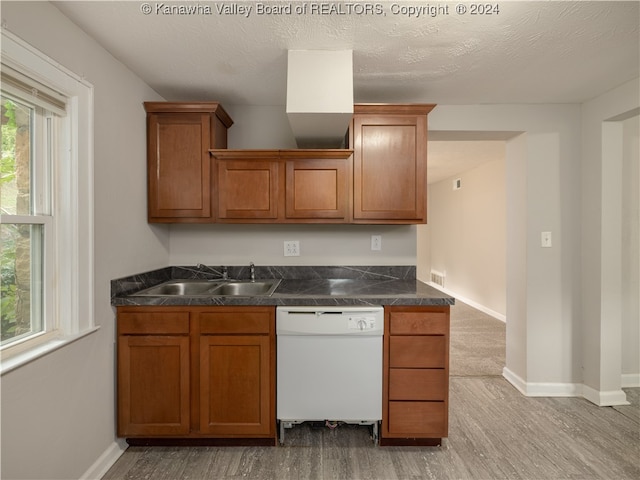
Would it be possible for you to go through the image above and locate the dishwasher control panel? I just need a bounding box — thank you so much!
[347,315,377,331]
[276,306,384,335]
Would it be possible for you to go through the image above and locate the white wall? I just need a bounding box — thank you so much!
[621,115,639,384]
[429,105,583,391]
[581,79,640,404]
[0,3,169,479]
[169,224,416,266]
[426,153,506,318]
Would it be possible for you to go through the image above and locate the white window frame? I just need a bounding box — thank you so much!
[1,29,97,374]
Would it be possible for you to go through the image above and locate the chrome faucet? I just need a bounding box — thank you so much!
[249,262,255,282]
[221,266,228,280]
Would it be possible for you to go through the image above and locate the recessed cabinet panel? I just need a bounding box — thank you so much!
[389,336,447,368]
[285,158,349,220]
[199,336,271,435]
[118,312,189,335]
[389,311,449,335]
[149,114,210,218]
[217,160,279,219]
[388,401,446,436]
[360,124,417,212]
[199,310,272,334]
[118,335,190,436]
[389,368,447,400]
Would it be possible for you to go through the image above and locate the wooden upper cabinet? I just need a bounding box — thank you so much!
[211,149,352,223]
[145,102,233,223]
[283,150,351,221]
[349,104,435,223]
[214,151,280,221]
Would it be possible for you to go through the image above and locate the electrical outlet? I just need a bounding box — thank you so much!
[371,235,382,251]
[284,240,300,257]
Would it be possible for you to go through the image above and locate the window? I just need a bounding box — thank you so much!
[0,30,96,372]
[1,94,53,348]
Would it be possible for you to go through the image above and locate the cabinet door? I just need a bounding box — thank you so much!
[217,159,279,219]
[352,114,427,222]
[285,158,349,221]
[147,113,211,220]
[199,335,272,435]
[118,335,190,436]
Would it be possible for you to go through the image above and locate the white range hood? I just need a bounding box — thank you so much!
[286,50,353,148]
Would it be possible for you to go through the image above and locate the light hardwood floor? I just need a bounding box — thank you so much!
[103,303,640,480]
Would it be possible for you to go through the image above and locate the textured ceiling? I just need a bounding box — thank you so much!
[51,1,639,183]
[53,1,639,106]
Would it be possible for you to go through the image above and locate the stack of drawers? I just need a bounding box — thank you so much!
[382,306,450,445]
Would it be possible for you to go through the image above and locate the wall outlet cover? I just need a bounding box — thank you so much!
[284,240,300,256]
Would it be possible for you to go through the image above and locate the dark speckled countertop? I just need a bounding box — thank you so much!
[111,265,454,307]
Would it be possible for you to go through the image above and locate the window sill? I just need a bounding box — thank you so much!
[0,326,101,376]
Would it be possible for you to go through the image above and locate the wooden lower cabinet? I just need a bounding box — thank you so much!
[382,306,450,445]
[117,306,276,443]
[118,334,191,436]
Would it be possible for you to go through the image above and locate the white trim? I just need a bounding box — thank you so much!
[621,373,640,388]
[502,367,528,395]
[79,439,128,480]
[1,27,95,372]
[428,282,506,322]
[582,384,630,407]
[0,326,99,375]
[503,367,631,406]
[503,367,581,397]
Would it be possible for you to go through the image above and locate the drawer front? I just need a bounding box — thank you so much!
[199,310,272,334]
[119,312,190,335]
[389,336,446,368]
[389,310,448,335]
[389,369,447,401]
[388,401,447,436]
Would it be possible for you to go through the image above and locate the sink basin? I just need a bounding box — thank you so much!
[210,280,281,297]
[131,279,281,297]
[133,280,222,296]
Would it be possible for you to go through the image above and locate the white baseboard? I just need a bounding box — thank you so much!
[503,367,632,406]
[621,373,640,388]
[80,439,127,480]
[583,384,631,406]
[427,283,506,322]
[502,367,581,397]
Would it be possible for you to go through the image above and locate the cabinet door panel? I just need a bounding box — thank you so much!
[118,335,190,436]
[118,312,189,335]
[217,160,278,219]
[388,401,446,436]
[285,159,349,220]
[199,336,272,435]
[352,115,426,221]
[199,310,272,335]
[389,310,448,335]
[389,368,447,400]
[148,113,211,219]
[389,336,446,368]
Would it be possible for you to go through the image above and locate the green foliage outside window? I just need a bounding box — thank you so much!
[1,99,22,342]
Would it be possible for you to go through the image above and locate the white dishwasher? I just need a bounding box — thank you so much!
[276,305,384,445]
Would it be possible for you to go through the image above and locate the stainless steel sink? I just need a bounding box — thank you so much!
[132,280,222,296]
[210,280,281,297]
[131,279,280,297]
